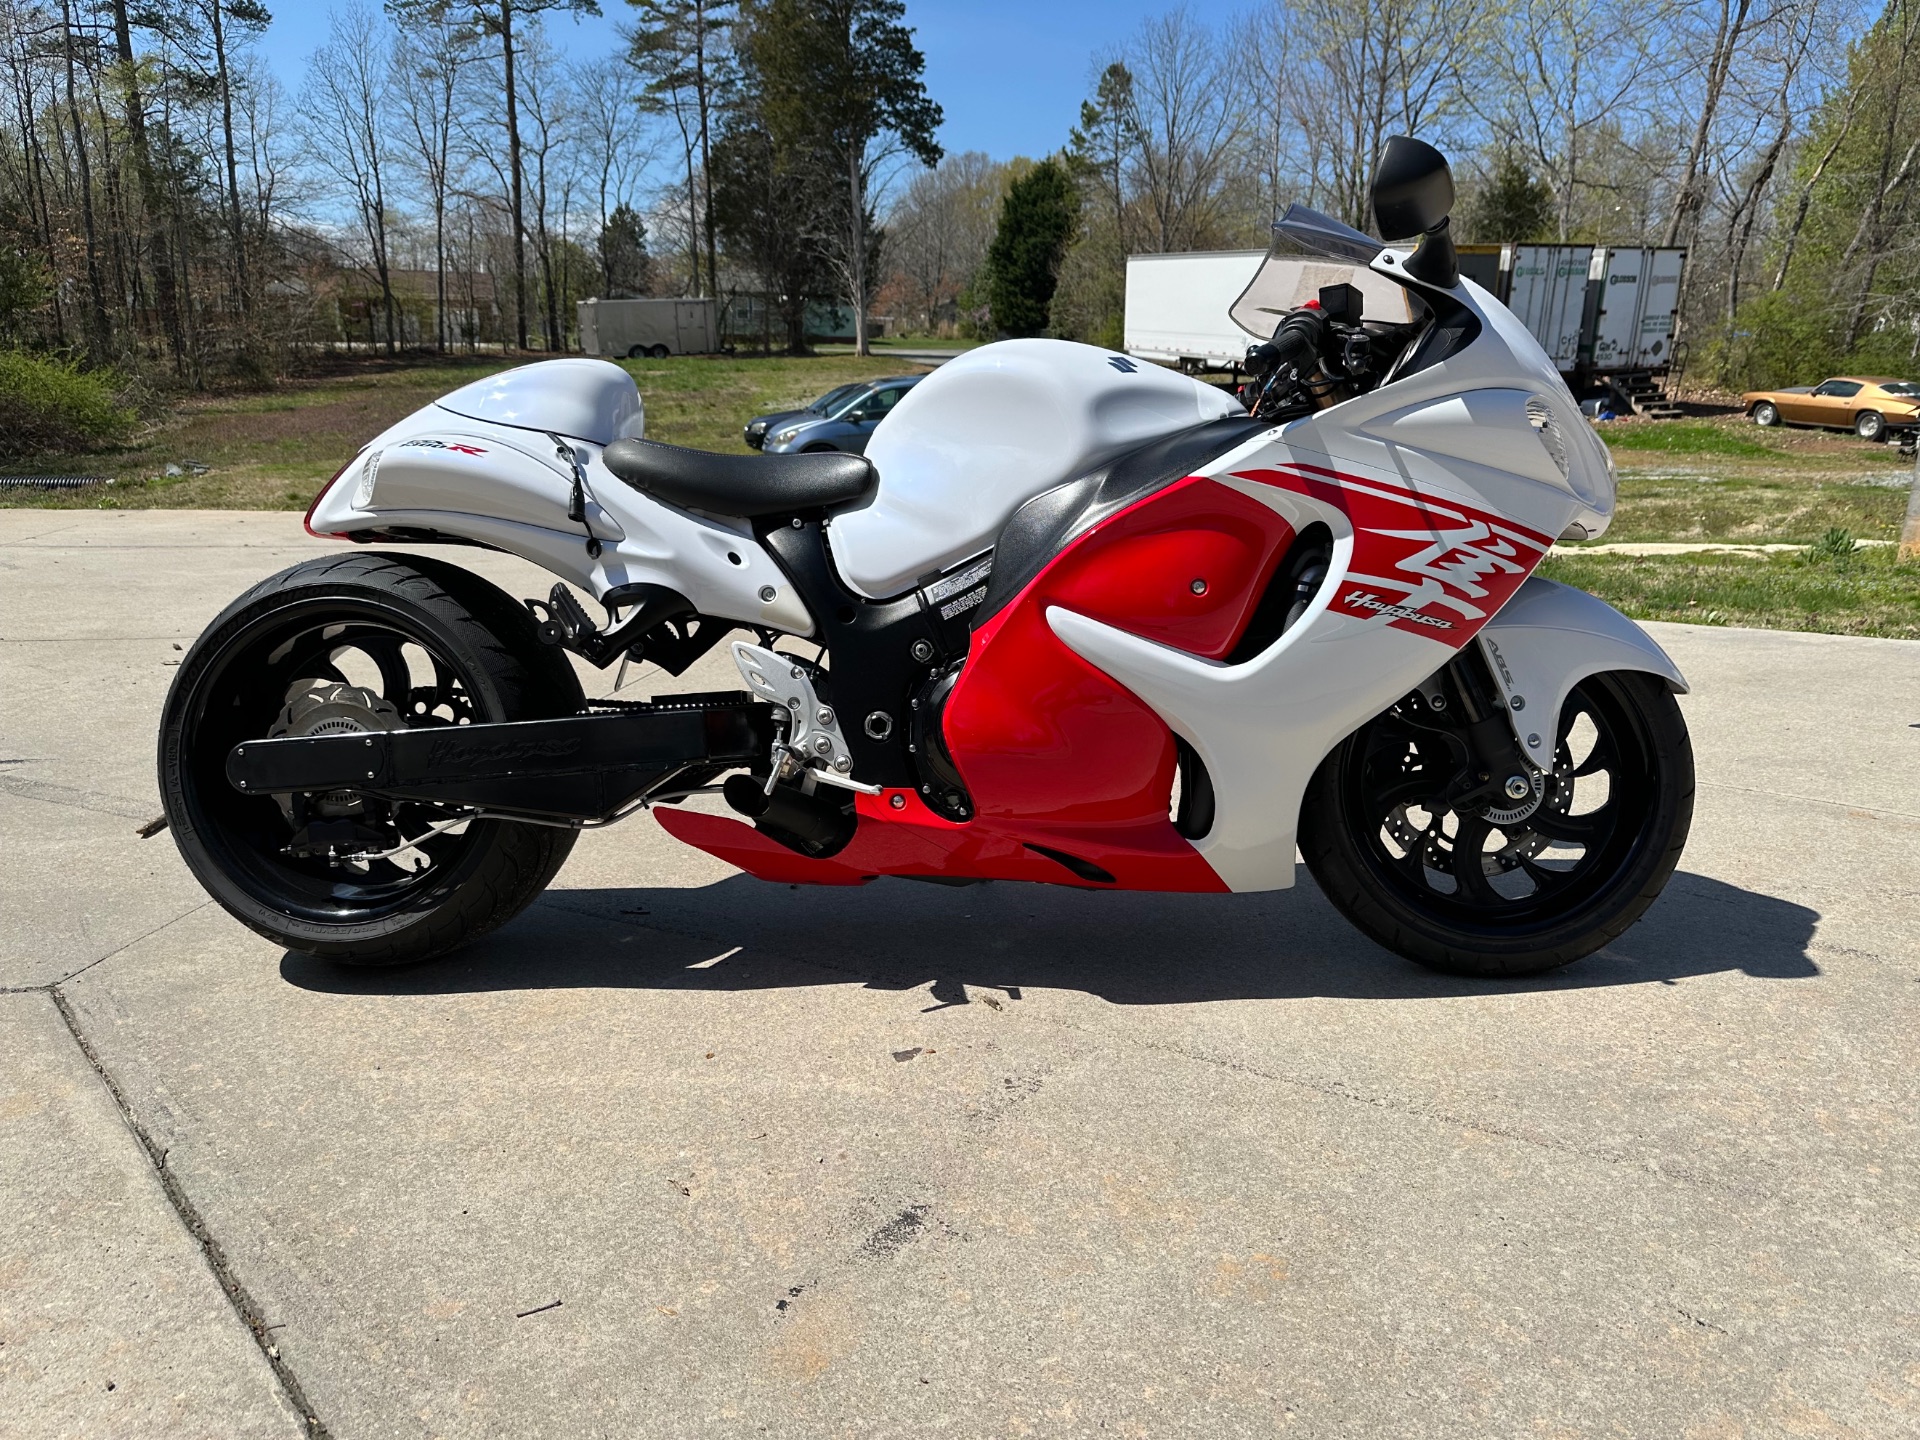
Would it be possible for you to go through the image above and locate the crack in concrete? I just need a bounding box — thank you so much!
[48,987,334,1439]
[53,901,214,987]
[0,772,159,820]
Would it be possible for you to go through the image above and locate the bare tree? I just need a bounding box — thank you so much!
[573,54,656,262]
[392,3,474,351]
[883,150,1000,332]
[1125,6,1250,251]
[299,4,401,352]
[625,0,730,298]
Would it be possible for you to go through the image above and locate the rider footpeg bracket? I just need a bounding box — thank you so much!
[730,641,875,792]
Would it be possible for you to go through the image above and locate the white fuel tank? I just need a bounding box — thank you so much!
[830,339,1242,598]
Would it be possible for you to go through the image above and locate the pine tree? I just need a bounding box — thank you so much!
[1470,151,1554,243]
[984,158,1076,337]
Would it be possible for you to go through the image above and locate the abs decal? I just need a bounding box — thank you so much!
[1233,461,1553,648]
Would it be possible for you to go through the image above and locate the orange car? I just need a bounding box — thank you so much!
[1742,376,1920,440]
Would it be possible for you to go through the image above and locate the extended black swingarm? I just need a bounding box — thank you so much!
[224,693,777,824]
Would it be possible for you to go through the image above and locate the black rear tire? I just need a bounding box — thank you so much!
[1300,670,1693,978]
[159,552,584,967]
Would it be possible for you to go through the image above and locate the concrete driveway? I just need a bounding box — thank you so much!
[3,510,1916,1438]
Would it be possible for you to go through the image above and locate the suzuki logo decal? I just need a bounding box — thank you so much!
[1107,355,1138,373]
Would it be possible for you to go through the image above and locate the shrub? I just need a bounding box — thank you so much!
[0,349,135,458]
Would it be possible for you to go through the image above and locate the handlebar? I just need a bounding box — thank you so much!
[1247,305,1328,380]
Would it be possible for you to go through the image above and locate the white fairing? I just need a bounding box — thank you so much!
[437,358,646,444]
[1047,251,1667,892]
[834,338,1241,598]
[307,358,815,636]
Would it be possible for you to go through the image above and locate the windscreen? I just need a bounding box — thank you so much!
[1229,202,1415,339]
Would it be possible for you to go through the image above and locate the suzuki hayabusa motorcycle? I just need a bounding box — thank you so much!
[158,138,1693,978]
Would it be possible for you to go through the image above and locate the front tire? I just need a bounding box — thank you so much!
[1751,401,1780,426]
[1300,671,1693,977]
[159,553,584,967]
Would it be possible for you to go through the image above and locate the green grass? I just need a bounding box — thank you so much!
[1600,421,1783,459]
[0,351,923,509]
[1581,472,1909,545]
[1539,545,1920,640]
[7,352,1920,644]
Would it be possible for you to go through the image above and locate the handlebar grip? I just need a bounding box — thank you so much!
[1246,306,1329,383]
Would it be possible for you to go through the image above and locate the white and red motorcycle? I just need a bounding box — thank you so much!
[159,139,1692,977]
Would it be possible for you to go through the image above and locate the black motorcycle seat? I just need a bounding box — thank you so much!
[602,438,876,519]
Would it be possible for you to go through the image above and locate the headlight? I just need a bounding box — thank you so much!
[772,427,801,444]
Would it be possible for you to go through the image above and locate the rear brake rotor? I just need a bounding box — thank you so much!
[268,682,404,818]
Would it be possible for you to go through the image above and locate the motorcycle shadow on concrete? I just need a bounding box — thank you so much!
[281,868,1819,1005]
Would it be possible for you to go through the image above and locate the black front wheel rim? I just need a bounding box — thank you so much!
[1338,674,1661,938]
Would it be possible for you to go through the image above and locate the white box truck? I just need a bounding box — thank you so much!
[1588,247,1685,371]
[1125,250,1267,369]
[1126,249,1413,369]
[577,297,721,358]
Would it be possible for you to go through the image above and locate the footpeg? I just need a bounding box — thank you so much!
[533,582,596,650]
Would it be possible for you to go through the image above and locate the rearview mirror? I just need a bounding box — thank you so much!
[1371,136,1454,240]
[1371,136,1459,289]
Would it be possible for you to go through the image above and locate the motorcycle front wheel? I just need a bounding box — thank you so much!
[159,552,583,967]
[1299,670,1694,978]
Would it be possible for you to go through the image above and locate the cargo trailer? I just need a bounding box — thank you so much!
[577,297,721,358]
[1587,247,1685,371]
[1506,245,1595,371]
[1125,250,1268,369]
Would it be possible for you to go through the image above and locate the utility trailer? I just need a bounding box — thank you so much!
[1124,241,1687,415]
[578,297,721,359]
[1505,245,1597,372]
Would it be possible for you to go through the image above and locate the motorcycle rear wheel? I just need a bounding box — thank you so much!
[1300,670,1693,978]
[159,552,583,967]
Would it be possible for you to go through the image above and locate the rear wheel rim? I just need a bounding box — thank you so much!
[175,598,498,926]
[1335,675,1661,940]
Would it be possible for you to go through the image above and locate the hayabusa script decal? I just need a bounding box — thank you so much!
[1233,461,1553,647]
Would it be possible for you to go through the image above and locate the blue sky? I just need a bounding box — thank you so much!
[252,0,1181,166]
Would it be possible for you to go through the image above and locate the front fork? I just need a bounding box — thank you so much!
[1425,643,1546,818]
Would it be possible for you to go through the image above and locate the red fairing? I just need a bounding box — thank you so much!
[1233,462,1553,649]
[303,457,358,540]
[657,473,1297,893]
[935,474,1295,885]
[653,788,1217,891]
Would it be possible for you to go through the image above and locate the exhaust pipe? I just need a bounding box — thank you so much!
[723,774,856,856]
